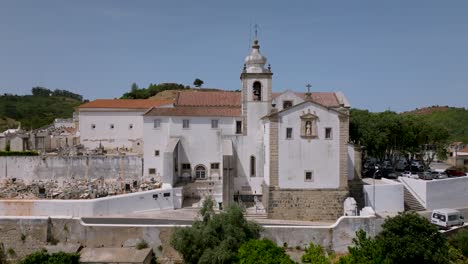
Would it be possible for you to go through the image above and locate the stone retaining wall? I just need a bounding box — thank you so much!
[0,156,143,183]
[263,186,349,221]
[0,215,382,263]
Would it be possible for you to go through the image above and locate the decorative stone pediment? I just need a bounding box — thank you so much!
[300,109,319,140]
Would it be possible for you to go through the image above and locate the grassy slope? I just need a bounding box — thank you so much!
[0,95,81,131]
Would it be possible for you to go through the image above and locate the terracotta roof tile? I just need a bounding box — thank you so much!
[176,91,241,107]
[145,106,241,117]
[459,146,468,153]
[78,99,173,109]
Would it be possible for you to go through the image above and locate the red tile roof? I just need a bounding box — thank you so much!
[459,146,468,153]
[145,106,241,117]
[78,99,174,109]
[175,91,241,107]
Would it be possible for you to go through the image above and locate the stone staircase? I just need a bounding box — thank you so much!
[403,188,425,211]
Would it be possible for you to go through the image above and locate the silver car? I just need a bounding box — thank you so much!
[431,171,448,179]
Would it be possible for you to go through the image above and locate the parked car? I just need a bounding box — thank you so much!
[382,168,398,179]
[401,171,419,179]
[431,171,448,179]
[431,209,464,229]
[418,171,433,180]
[445,169,467,177]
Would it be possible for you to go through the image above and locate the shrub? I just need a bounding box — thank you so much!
[170,196,262,264]
[18,250,80,264]
[237,239,296,264]
[0,151,39,156]
[136,240,149,250]
[338,212,450,264]
[301,243,330,264]
[450,229,468,257]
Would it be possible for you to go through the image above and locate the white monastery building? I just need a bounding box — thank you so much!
[78,39,353,220]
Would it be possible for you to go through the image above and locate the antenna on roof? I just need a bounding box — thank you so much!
[248,21,252,51]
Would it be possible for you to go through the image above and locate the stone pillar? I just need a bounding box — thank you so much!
[354,145,362,179]
[338,110,349,189]
[269,115,279,187]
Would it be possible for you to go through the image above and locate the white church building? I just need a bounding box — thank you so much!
[78,39,354,221]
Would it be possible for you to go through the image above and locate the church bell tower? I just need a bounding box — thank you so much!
[240,38,273,135]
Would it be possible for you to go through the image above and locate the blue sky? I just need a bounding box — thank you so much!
[1,0,467,112]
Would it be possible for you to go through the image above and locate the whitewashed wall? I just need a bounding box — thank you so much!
[273,91,304,111]
[399,176,468,209]
[79,110,146,150]
[277,102,341,189]
[143,116,237,181]
[363,179,404,214]
[0,186,182,217]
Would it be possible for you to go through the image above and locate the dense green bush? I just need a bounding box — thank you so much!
[237,239,296,264]
[170,197,262,264]
[18,250,79,264]
[0,151,39,156]
[301,243,331,264]
[450,229,468,257]
[338,212,450,264]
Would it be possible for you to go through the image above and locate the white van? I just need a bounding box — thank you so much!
[431,209,464,229]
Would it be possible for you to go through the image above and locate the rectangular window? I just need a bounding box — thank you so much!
[110,124,114,129]
[211,119,219,129]
[182,163,191,170]
[153,119,161,129]
[236,121,242,134]
[283,100,293,109]
[286,127,293,139]
[211,163,220,170]
[325,127,332,139]
[155,150,160,156]
[91,124,96,129]
[305,171,313,182]
[183,119,190,129]
[163,193,171,197]
[149,168,156,175]
[129,124,133,129]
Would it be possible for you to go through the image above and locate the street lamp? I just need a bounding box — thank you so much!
[372,166,380,237]
[373,167,380,214]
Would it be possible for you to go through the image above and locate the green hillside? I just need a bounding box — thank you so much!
[405,106,468,143]
[0,92,82,131]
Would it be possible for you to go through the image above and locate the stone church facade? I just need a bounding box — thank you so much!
[142,39,352,221]
[78,38,353,221]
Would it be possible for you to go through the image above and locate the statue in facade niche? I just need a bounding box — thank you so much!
[305,121,312,136]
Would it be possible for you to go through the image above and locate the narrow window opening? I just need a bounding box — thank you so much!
[153,119,161,129]
[211,119,219,129]
[250,156,256,177]
[325,128,332,139]
[286,128,293,139]
[236,121,242,134]
[183,119,190,129]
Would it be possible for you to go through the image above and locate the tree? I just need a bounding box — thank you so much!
[338,212,450,264]
[193,78,204,88]
[301,243,331,264]
[170,197,262,264]
[237,239,296,264]
[350,109,449,169]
